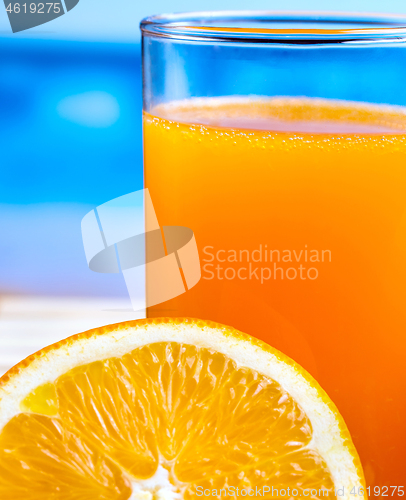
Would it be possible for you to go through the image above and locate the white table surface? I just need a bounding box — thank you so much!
[0,295,145,377]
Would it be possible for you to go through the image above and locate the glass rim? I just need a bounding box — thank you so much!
[140,11,406,45]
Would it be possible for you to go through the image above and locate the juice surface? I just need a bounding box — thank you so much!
[144,97,406,490]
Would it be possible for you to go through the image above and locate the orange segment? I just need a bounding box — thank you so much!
[20,382,59,417]
[0,319,365,499]
[0,413,132,500]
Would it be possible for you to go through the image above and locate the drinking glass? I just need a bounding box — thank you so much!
[141,12,406,490]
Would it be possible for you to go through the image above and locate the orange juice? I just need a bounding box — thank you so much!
[144,98,406,490]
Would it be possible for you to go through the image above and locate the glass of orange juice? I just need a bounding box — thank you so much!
[141,12,406,494]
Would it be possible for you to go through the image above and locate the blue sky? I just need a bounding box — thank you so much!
[1,0,406,42]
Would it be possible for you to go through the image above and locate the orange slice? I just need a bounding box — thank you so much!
[0,318,365,499]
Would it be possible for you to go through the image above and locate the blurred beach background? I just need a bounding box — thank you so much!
[1,0,406,374]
